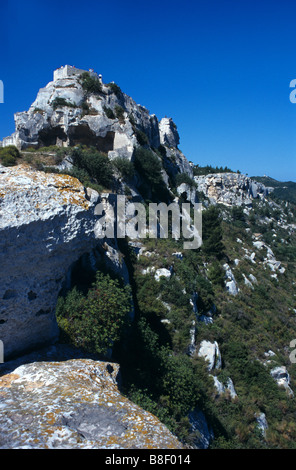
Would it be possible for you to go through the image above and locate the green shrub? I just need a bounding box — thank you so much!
[108,82,122,97]
[103,106,115,119]
[135,129,149,146]
[193,164,235,176]
[133,147,171,201]
[207,260,225,287]
[115,105,125,123]
[0,153,16,166]
[80,72,102,94]
[51,97,77,110]
[71,147,114,188]
[113,157,135,180]
[175,172,197,189]
[56,272,131,356]
[202,206,224,259]
[133,147,163,187]
[0,145,20,166]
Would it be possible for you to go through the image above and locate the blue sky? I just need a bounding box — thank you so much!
[1,0,296,181]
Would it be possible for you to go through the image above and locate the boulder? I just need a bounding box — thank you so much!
[223,264,239,296]
[270,366,294,396]
[255,412,268,437]
[0,351,183,449]
[198,340,222,371]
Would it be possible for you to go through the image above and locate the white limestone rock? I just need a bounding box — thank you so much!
[211,376,237,399]
[242,273,254,289]
[194,173,270,207]
[159,117,179,148]
[0,353,183,449]
[198,340,222,371]
[1,67,160,158]
[188,409,214,449]
[255,412,268,437]
[223,263,239,296]
[176,182,197,205]
[270,366,294,396]
[154,268,172,282]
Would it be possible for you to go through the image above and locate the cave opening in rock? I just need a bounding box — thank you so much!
[38,127,68,147]
[68,125,115,153]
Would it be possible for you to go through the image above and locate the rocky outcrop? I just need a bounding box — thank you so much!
[188,409,214,449]
[0,348,183,449]
[194,173,270,206]
[159,118,179,148]
[223,263,239,296]
[198,340,222,371]
[270,366,294,396]
[0,165,128,359]
[1,69,159,160]
[0,67,187,171]
[211,376,237,399]
[255,412,268,437]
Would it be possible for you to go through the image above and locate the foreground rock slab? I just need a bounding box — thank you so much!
[0,356,183,449]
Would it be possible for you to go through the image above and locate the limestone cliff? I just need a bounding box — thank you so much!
[0,165,128,358]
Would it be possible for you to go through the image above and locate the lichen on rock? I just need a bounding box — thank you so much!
[0,350,183,449]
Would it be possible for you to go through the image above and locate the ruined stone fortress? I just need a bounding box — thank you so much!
[53,64,102,83]
[0,65,103,148]
[0,65,179,159]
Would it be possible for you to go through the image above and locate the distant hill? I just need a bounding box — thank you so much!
[252,176,296,204]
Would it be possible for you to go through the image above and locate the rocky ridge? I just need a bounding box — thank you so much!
[194,172,272,206]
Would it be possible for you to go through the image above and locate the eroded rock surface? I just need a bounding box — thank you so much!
[0,352,183,449]
[194,173,271,206]
[0,165,128,358]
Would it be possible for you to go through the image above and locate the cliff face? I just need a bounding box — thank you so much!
[0,165,129,358]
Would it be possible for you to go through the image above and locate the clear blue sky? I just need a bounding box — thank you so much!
[1,0,296,181]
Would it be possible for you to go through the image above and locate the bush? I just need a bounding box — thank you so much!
[80,72,102,95]
[113,157,135,180]
[0,145,20,166]
[108,82,122,97]
[133,147,163,187]
[56,272,131,356]
[133,147,171,201]
[135,129,149,146]
[103,106,115,119]
[51,97,77,110]
[71,147,114,188]
[207,260,225,287]
[193,164,235,176]
[202,206,224,259]
[175,172,197,189]
[115,105,125,123]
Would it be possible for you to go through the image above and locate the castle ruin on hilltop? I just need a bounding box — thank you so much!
[53,65,102,82]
